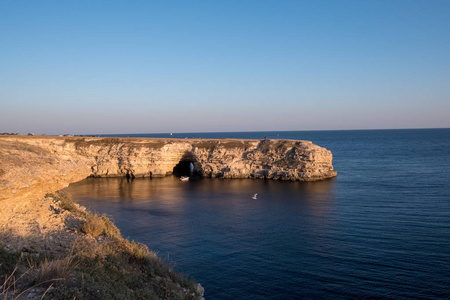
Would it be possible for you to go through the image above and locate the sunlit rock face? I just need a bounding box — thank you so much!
[190,139,336,181]
[0,137,92,204]
[0,136,337,204]
[66,137,336,181]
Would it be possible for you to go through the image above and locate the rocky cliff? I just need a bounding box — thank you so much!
[0,136,336,203]
[0,135,334,298]
[73,137,336,181]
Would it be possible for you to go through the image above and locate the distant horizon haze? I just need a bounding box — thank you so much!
[3,127,449,137]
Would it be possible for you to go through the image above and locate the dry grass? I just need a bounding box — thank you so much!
[1,191,201,299]
[0,251,58,300]
[66,137,172,151]
[1,261,20,298]
[192,140,219,149]
[47,191,86,216]
[68,137,122,148]
[48,237,200,299]
[35,256,74,285]
[81,214,122,240]
[1,229,199,300]
[46,191,121,240]
[258,139,289,153]
[193,139,255,151]
[0,140,49,155]
[220,140,254,150]
[0,140,54,169]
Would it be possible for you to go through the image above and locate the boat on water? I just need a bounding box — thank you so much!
[180,176,189,181]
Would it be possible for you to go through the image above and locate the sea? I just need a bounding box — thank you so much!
[64,128,450,299]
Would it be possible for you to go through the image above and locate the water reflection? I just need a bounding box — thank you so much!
[66,177,335,213]
[65,177,337,249]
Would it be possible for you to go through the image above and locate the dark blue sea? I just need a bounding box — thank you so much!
[65,129,450,299]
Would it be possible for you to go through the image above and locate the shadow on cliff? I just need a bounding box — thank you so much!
[173,151,202,178]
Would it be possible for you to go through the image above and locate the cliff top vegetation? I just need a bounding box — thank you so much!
[0,191,202,300]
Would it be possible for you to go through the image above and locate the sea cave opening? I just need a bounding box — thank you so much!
[172,152,202,178]
[173,161,194,177]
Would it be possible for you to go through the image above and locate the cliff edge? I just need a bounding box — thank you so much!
[0,135,334,299]
[0,135,336,246]
[0,135,336,236]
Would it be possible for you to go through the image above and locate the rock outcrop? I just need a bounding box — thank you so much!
[190,139,336,181]
[0,136,336,203]
[72,137,336,181]
[0,135,335,298]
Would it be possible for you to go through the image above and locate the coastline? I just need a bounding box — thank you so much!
[0,135,336,298]
[0,190,204,299]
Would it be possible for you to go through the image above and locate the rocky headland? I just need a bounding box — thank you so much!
[0,135,336,299]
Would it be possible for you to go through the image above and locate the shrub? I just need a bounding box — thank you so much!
[81,214,122,240]
[101,216,122,240]
[80,214,106,238]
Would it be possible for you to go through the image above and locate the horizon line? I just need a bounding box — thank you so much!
[95,127,450,136]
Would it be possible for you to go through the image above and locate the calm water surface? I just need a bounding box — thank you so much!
[65,129,450,299]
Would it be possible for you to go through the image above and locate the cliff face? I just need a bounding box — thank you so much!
[190,139,336,181]
[70,137,337,181]
[0,136,333,299]
[0,136,336,204]
[0,138,91,204]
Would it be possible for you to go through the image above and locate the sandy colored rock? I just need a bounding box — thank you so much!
[0,135,336,254]
[0,192,86,255]
[0,136,336,202]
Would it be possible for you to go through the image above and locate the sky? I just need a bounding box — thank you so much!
[1,0,449,135]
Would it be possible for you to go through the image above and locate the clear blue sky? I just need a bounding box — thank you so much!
[1,0,449,134]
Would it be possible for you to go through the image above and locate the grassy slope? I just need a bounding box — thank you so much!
[0,192,201,300]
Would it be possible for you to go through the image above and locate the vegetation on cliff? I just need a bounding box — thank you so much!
[0,192,202,300]
[192,139,255,150]
[65,137,173,151]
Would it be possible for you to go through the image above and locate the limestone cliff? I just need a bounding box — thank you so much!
[1,136,334,299]
[0,136,336,204]
[70,137,336,181]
